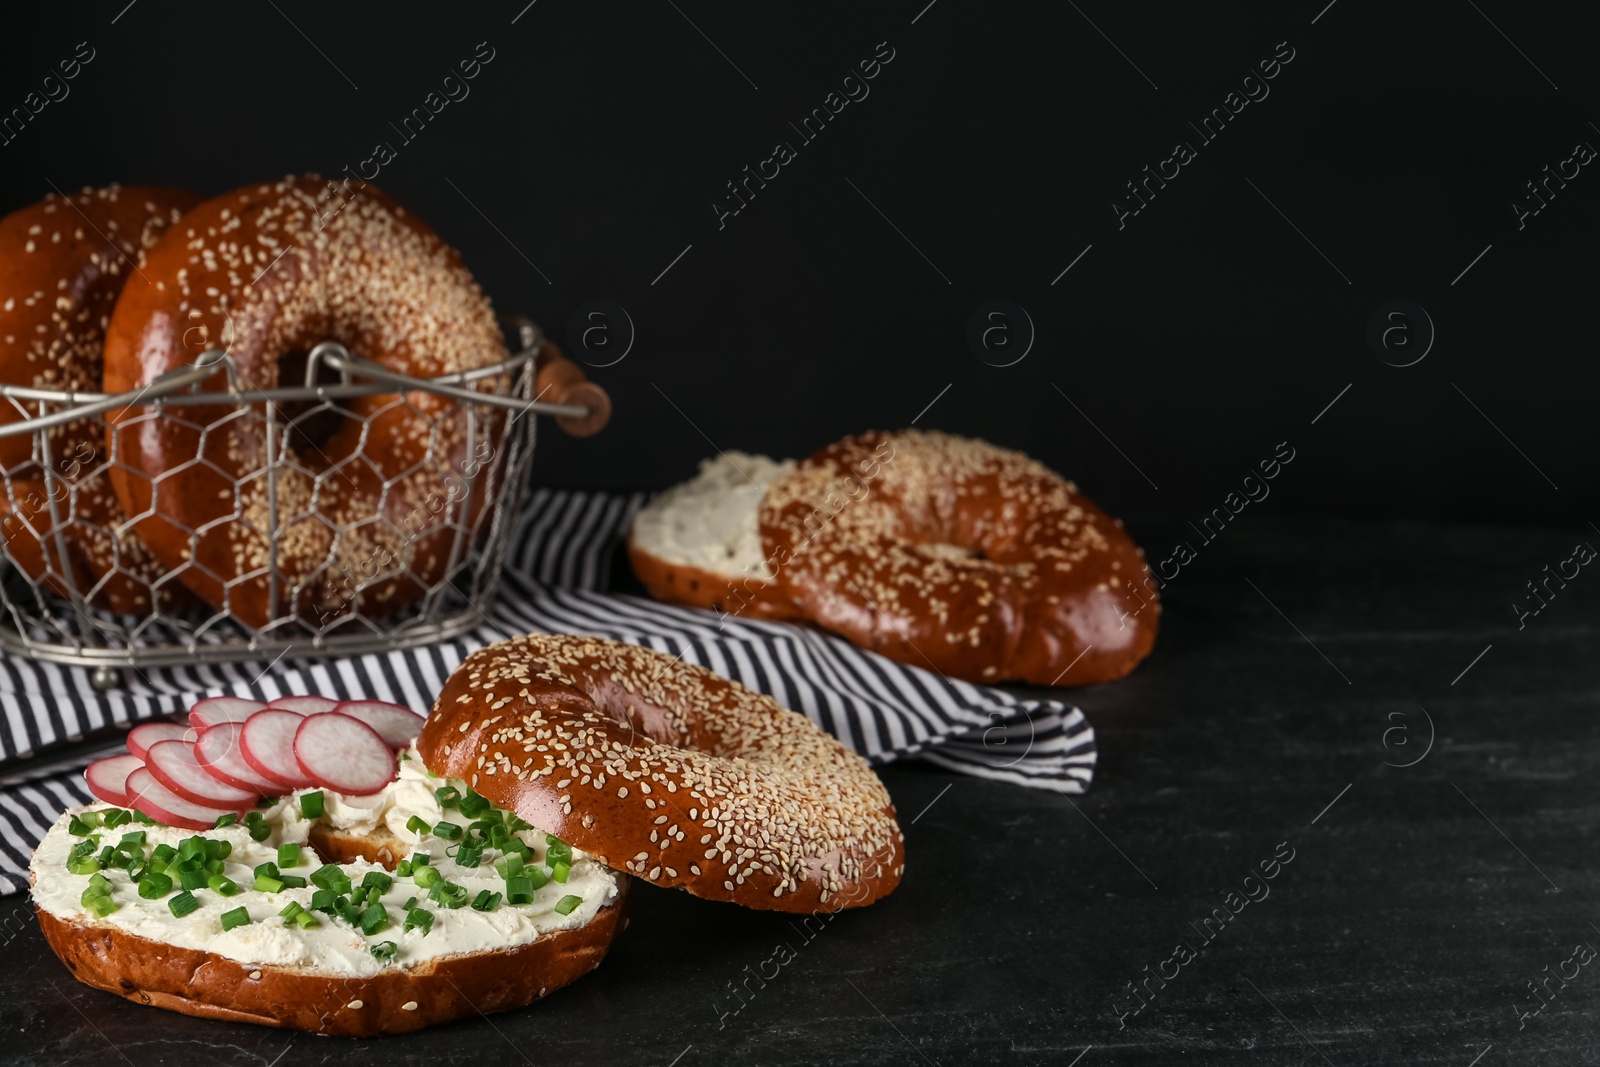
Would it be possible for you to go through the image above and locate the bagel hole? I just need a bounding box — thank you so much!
[274,348,346,456]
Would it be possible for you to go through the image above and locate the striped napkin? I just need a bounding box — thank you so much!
[0,489,1097,893]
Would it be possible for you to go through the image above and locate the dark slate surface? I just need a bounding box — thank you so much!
[2,515,1595,1066]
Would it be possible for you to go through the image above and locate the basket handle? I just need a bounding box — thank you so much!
[535,342,611,437]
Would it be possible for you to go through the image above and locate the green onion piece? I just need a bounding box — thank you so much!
[299,791,324,819]
[431,821,463,841]
[279,901,304,921]
[277,842,301,868]
[67,857,101,876]
[254,861,280,879]
[79,810,104,829]
[471,890,502,912]
[370,940,398,961]
[151,843,177,864]
[203,857,224,875]
[278,875,308,889]
[69,838,97,860]
[402,896,417,912]
[220,906,250,931]
[429,882,469,909]
[118,830,147,848]
[205,839,232,861]
[551,860,571,884]
[334,896,360,925]
[247,819,271,842]
[545,838,572,867]
[87,872,112,894]
[178,836,206,859]
[403,907,434,934]
[168,891,200,918]
[311,889,336,912]
[553,894,583,916]
[358,903,390,935]
[494,854,525,879]
[525,866,550,891]
[213,812,238,828]
[412,864,442,889]
[410,852,431,867]
[433,785,461,807]
[455,844,483,870]
[102,809,132,829]
[126,863,148,882]
[83,894,117,918]
[310,864,351,894]
[395,860,413,878]
[138,872,174,899]
[95,846,114,868]
[360,871,393,893]
[507,814,531,833]
[254,874,284,893]
[505,875,534,905]
[505,838,533,863]
[178,867,208,891]
[457,790,490,818]
[406,815,431,836]
[133,811,155,826]
[207,874,240,896]
[68,815,92,836]
[293,909,318,929]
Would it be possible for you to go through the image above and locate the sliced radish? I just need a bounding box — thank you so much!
[194,722,282,796]
[241,709,318,789]
[127,722,196,761]
[268,695,339,715]
[85,754,143,807]
[145,739,259,809]
[334,700,424,748]
[189,696,266,731]
[294,713,398,795]
[127,767,244,831]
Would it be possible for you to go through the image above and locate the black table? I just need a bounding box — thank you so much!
[4,516,1594,1065]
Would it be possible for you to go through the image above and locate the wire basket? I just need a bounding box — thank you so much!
[0,317,609,689]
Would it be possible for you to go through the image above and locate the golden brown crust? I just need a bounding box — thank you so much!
[102,175,509,629]
[626,534,800,622]
[421,634,904,914]
[0,185,199,613]
[760,430,1159,686]
[34,878,628,1037]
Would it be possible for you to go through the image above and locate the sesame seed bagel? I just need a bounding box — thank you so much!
[0,185,198,613]
[102,176,509,630]
[759,430,1159,686]
[421,633,905,913]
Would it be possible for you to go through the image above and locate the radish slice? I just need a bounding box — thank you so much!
[145,739,258,809]
[127,722,196,761]
[85,754,143,807]
[268,695,339,715]
[334,700,424,748]
[194,722,282,796]
[189,696,266,731]
[293,713,398,795]
[241,710,318,789]
[127,767,243,831]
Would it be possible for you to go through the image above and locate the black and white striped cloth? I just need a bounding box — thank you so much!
[0,489,1097,893]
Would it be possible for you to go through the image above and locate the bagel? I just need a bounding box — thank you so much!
[421,633,905,912]
[102,176,509,630]
[628,450,801,621]
[759,430,1159,685]
[32,745,628,1036]
[0,185,198,613]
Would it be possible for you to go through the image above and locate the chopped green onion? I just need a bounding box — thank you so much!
[431,821,463,841]
[126,863,148,882]
[506,814,531,833]
[310,864,351,894]
[277,842,301,868]
[360,871,393,893]
[178,837,206,860]
[67,857,101,876]
[524,866,550,891]
[358,903,390,935]
[213,812,238,828]
[69,839,97,860]
[220,906,250,931]
[178,867,208,891]
[138,872,174,899]
[410,851,431,867]
[247,819,271,842]
[278,875,308,889]
[293,909,318,929]
[370,940,398,961]
[455,844,483,870]
[412,864,442,889]
[254,861,280,880]
[334,896,360,925]
[403,906,433,934]
[279,901,304,921]
[395,860,413,878]
[203,857,224,875]
[545,836,572,866]
[207,874,240,896]
[205,839,232,861]
[299,791,324,818]
[429,882,469,909]
[457,790,490,818]
[311,889,336,912]
[151,843,177,864]
[133,811,155,826]
[168,891,200,918]
[78,810,104,829]
[494,854,525,879]
[471,890,502,912]
[551,860,571,884]
[553,894,582,916]
[83,894,117,918]
[505,875,534,905]
[254,874,284,893]
[433,786,461,807]
[68,815,92,836]
[87,872,112,894]
[402,896,417,912]
[102,809,132,829]
[406,815,431,836]
[118,830,147,848]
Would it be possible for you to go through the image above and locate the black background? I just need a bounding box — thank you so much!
[2,0,1592,528]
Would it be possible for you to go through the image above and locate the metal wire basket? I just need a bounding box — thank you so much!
[0,317,608,689]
